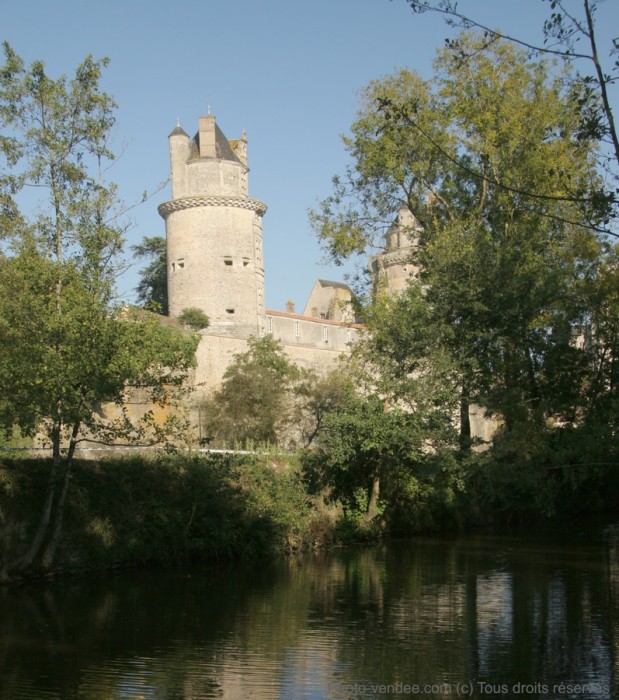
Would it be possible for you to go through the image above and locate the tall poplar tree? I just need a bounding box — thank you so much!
[0,44,198,573]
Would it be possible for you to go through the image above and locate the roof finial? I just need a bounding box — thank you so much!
[207,103,211,116]
[176,117,181,128]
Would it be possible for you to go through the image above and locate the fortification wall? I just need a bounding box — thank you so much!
[193,315,362,399]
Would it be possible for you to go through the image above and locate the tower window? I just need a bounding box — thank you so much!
[226,308,235,314]
[224,257,233,266]
[242,258,250,267]
[177,258,185,269]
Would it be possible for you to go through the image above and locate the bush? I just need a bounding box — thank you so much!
[0,453,335,579]
[178,307,210,330]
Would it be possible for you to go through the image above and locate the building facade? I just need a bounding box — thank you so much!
[157,114,363,394]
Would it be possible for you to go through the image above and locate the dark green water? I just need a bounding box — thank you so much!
[1,532,618,699]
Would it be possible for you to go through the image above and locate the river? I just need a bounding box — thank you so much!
[0,530,617,699]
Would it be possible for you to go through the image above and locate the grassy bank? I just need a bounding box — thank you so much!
[3,442,618,582]
[0,453,336,580]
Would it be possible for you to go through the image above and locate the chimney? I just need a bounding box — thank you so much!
[285,300,296,314]
[198,115,217,158]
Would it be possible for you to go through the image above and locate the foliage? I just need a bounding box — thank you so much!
[401,0,619,229]
[305,28,619,526]
[293,365,357,446]
[0,454,331,579]
[302,290,462,526]
[132,235,168,314]
[301,382,464,534]
[199,335,301,448]
[0,45,198,572]
[313,33,605,436]
[178,306,210,330]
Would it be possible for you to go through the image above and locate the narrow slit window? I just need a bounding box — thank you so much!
[323,325,329,343]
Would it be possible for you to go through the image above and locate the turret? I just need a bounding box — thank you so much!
[158,115,267,336]
[369,206,422,295]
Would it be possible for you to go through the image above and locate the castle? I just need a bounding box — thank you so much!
[156,113,386,394]
[81,112,493,454]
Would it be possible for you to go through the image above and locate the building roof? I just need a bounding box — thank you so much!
[169,124,189,138]
[188,122,241,163]
[316,279,352,291]
[266,309,363,328]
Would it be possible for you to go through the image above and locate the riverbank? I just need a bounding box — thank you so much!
[2,447,618,583]
[0,453,336,582]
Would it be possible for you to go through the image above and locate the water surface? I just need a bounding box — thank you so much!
[1,532,617,698]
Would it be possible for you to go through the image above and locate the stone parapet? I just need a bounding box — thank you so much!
[158,196,267,220]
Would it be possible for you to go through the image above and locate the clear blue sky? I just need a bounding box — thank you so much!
[3,0,618,312]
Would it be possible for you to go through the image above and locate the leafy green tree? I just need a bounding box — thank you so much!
[199,336,300,447]
[294,366,357,447]
[0,45,198,573]
[301,285,460,526]
[132,235,168,314]
[401,0,618,228]
[312,33,603,440]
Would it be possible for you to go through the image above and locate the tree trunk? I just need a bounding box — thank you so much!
[365,469,381,523]
[11,421,62,572]
[459,383,472,452]
[41,420,80,569]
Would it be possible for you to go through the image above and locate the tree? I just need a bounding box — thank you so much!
[0,45,198,574]
[199,336,301,447]
[132,235,168,314]
[399,0,619,228]
[294,366,357,447]
[312,33,603,440]
[300,283,460,527]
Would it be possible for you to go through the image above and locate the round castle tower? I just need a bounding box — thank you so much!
[370,206,422,295]
[158,114,267,336]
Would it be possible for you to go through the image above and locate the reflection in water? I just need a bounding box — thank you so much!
[0,533,617,699]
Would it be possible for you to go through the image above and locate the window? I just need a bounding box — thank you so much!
[242,258,250,267]
[322,325,329,343]
[267,317,273,333]
[226,308,235,315]
[177,258,185,269]
[294,320,300,338]
[224,257,233,266]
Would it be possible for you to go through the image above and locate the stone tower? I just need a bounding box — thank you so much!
[158,114,267,336]
[370,206,422,295]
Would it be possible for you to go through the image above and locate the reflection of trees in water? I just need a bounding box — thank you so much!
[0,537,616,698]
[606,530,619,697]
